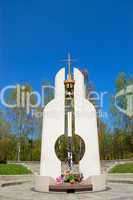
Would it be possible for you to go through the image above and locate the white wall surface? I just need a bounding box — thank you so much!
[74,68,101,178]
[40,68,65,178]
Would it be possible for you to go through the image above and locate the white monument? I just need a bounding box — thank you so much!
[35,55,106,192]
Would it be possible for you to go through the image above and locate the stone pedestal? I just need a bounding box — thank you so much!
[91,174,106,192]
[34,174,106,193]
[34,175,55,192]
[82,174,106,192]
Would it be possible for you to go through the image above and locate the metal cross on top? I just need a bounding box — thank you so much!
[61,53,76,76]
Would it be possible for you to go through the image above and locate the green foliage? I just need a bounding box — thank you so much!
[115,72,126,92]
[0,111,11,139]
[32,139,41,161]
[0,164,32,175]
[0,107,41,161]
[0,138,12,163]
[3,84,43,161]
[109,163,133,173]
[64,174,75,182]
[107,72,133,160]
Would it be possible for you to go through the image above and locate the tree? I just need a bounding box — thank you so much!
[5,84,38,161]
[110,72,133,159]
[0,111,17,162]
[0,110,11,139]
[82,69,109,160]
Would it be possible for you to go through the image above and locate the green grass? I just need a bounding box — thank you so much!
[109,163,133,173]
[0,164,32,175]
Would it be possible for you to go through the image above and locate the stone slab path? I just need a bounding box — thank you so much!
[0,181,133,200]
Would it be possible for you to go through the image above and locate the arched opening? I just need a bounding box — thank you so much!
[55,134,85,164]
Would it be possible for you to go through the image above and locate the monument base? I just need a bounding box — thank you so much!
[49,183,93,192]
[34,174,106,193]
[85,174,106,192]
[34,175,55,192]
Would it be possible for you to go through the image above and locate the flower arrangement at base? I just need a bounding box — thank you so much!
[56,171,84,185]
[63,170,84,184]
[56,176,64,185]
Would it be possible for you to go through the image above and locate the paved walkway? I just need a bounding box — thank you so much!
[2,161,132,199]
[0,181,133,200]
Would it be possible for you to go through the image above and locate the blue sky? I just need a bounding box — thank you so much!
[0,0,133,123]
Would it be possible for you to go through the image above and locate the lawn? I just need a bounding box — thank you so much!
[0,164,32,175]
[109,163,133,173]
